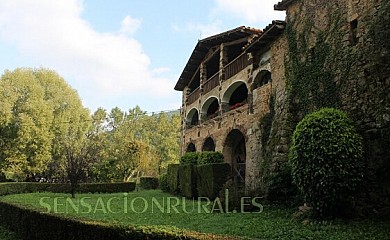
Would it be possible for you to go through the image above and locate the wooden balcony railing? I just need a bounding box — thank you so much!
[187,87,200,105]
[224,53,250,80]
[203,72,219,94]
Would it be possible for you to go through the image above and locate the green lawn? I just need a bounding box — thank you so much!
[0,226,20,240]
[0,190,389,239]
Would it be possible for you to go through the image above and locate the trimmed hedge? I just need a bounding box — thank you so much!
[289,108,364,218]
[180,152,199,165]
[140,177,159,189]
[159,174,169,192]
[178,164,197,198]
[0,201,237,240]
[0,182,136,196]
[196,163,230,199]
[167,164,180,194]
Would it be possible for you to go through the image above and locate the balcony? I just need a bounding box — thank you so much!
[203,72,219,94]
[187,86,200,105]
[224,53,250,80]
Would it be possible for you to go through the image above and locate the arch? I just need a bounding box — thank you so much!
[202,137,216,151]
[222,81,248,111]
[186,108,199,126]
[201,96,219,119]
[223,129,246,185]
[253,70,272,90]
[186,142,196,152]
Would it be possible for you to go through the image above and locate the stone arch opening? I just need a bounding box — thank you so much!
[222,81,248,111]
[201,97,219,120]
[223,129,246,185]
[186,108,199,127]
[186,142,196,152]
[253,70,272,90]
[202,137,216,151]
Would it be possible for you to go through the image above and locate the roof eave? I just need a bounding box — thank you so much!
[274,0,295,11]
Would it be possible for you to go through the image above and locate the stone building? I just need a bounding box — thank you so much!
[174,0,389,213]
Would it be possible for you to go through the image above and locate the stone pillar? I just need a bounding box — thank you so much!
[200,62,207,92]
[219,43,228,83]
[219,43,228,115]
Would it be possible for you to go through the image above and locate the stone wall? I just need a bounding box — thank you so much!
[278,0,390,213]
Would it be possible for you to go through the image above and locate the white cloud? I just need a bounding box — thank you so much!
[120,15,141,35]
[212,0,285,24]
[0,0,178,111]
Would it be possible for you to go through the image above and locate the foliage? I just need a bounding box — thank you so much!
[180,152,224,165]
[284,2,345,117]
[197,152,224,165]
[180,152,199,165]
[158,174,169,192]
[91,107,181,182]
[0,68,181,184]
[139,177,159,190]
[289,108,364,218]
[196,163,230,199]
[0,68,54,180]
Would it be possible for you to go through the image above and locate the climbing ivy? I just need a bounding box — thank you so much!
[284,2,346,116]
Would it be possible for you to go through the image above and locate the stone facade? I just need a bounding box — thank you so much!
[175,0,389,212]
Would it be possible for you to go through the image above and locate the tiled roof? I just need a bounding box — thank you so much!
[174,26,261,91]
[244,21,286,52]
[274,0,295,11]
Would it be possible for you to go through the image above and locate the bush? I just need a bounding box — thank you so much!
[289,108,364,218]
[140,177,159,189]
[178,164,197,198]
[180,152,199,165]
[167,164,180,194]
[198,152,224,165]
[159,174,169,192]
[196,163,230,199]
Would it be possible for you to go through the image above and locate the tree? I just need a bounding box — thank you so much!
[0,68,53,180]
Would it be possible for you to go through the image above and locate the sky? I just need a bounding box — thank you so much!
[0,0,285,113]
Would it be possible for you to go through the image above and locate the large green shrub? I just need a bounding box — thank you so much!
[289,108,364,218]
[198,152,224,165]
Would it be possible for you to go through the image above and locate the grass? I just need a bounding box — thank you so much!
[0,226,20,240]
[0,190,389,239]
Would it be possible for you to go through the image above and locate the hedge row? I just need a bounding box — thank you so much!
[167,164,180,194]
[139,177,159,189]
[0,201,238,240]
[165,163,231,199]
[0,182,136,196]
